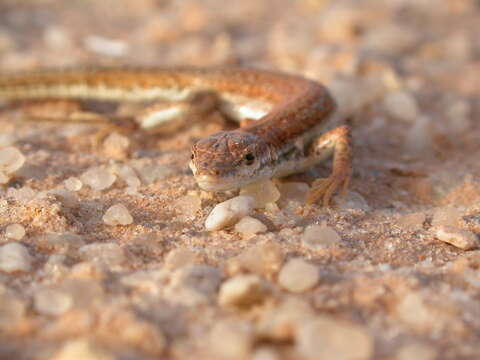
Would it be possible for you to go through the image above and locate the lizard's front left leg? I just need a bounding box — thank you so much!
[306,125,352,206]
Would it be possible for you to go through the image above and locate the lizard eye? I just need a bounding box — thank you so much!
[245,153,255,165]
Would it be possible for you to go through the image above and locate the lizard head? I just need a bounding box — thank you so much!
[189,130,274,191]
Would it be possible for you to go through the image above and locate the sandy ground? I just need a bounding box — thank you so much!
[0,0,480,359]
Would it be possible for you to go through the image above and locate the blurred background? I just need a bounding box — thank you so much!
[1,1,480,360]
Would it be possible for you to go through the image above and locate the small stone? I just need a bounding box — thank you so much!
[34,289,73,316]
[240,180,280,208]
[69,262,106,281]
[383,90,419,123]
[8,186,36,204]
[52,338,114,360]
[5,224,25,240]
[208,320,253,360]
[133,163,175,184]
[0,147,26,174]
[64,177,83,191]
[258,297,314,341]
[50,189,79,208]
[403,115,433,155]
[337,191,370,211]
[226,241,284,278]
[395,343,436,360]
[43,254,69,280]
[103,204,133,226]
[43,26,72,50]
[84,35,129,57]
[297,316,373,360]
[302,224,341,250]
[81,167,116,191]
[218,274,267,308]
[278,182,310,203]
[265,202,279,213]
[79,242,126,267]
[234,216,267,237]
[205,195,255,231]
[0,289,27,333]
[435,226,478,250]
[395,292,433,332]
[174,195,202,218]
[0,242,31,273]
[166,265,222,306]
[164,248,200,270]
[278,258,319,293]
[103,132,130,158]
[114,164,141,188]
[252,347,281,360]
[432,207,462,227]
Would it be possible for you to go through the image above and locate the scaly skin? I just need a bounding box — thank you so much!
[0,66,351,205]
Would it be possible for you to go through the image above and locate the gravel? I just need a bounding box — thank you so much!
[0,242,31,273]
[205,195,255,231]
[278,258,320,293]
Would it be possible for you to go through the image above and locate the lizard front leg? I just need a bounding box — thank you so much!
[306,125,352,206]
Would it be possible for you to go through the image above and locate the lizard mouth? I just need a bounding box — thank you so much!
[194,174,246,192]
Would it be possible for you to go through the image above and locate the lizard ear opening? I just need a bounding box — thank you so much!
[245,153,255,165]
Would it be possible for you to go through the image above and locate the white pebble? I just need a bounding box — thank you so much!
[403,115,433,155]
[64,177,83,191]
[115,164,141,188]
[8,186,36,204]
[208,320,253,360]
[297,316,373,360]
[234,216,267,237]
[0,242,31,273]
[395,343,436,360]
[102,204,133,226]
[205,195,255,231]
[103,132,130,157]
[0,147,26,174]
[84,35,129,57]
[384,90,419,123]
[264,202,279,213]
[278,258,319,293]
[277,182,310,203]
[337,191,370,211]
[134,163,174,184]
[435,226,478,250]
[34,289,73,316]
[164,248,199,270]
[81,167,116,191]
[252,347,281,360]
[79,242,126,267]
[240,180,280,208]
[302,224,341,250]
[52,338,114,360]
[218,274,267,308]
[5,224,26,240]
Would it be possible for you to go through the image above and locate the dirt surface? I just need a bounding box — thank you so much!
[0,0,480,359]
